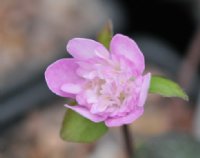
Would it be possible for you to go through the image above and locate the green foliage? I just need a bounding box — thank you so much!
[97,20,113,49]
[149,75,188,101]
[60,109,108,143]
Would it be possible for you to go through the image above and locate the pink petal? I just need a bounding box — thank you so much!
[138,73,151,107]
[66,38,109,59]
[105,107,144,127]
[45,58,83,98]
[110,34,145,75]
[65,104,105,122]
[61,83,81,94]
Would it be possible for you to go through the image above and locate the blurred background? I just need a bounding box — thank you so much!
[1,0,200,157]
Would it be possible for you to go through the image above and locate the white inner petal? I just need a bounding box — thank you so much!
[61,83,81,94]
[76,55,140,116]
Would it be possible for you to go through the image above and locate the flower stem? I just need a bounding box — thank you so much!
[122,125,134,158]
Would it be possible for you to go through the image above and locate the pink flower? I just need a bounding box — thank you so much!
[45,34,151,127]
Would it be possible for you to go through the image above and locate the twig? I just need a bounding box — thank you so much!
[178,29,200,91]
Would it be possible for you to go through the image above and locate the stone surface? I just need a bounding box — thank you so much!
[135,133,200,158]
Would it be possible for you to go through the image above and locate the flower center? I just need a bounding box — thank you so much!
[77,56,137,114]
[83,75,135,114]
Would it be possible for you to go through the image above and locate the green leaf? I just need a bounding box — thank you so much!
[60,109,108,143]
[97,20,113,48]
[149,75,189,101]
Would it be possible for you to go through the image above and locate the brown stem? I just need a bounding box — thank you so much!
[178,29,200,91]
[122,125,134,158]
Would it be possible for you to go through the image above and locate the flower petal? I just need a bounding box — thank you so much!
[67,38,109,59]
[65,104,105,122]
[105,107,144,127]
[138,73,151,107]
[61,83,81,94]
[45,58,83,98]
[110,34,145,75]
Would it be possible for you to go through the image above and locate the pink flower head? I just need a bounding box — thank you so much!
[45,34,151,127]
